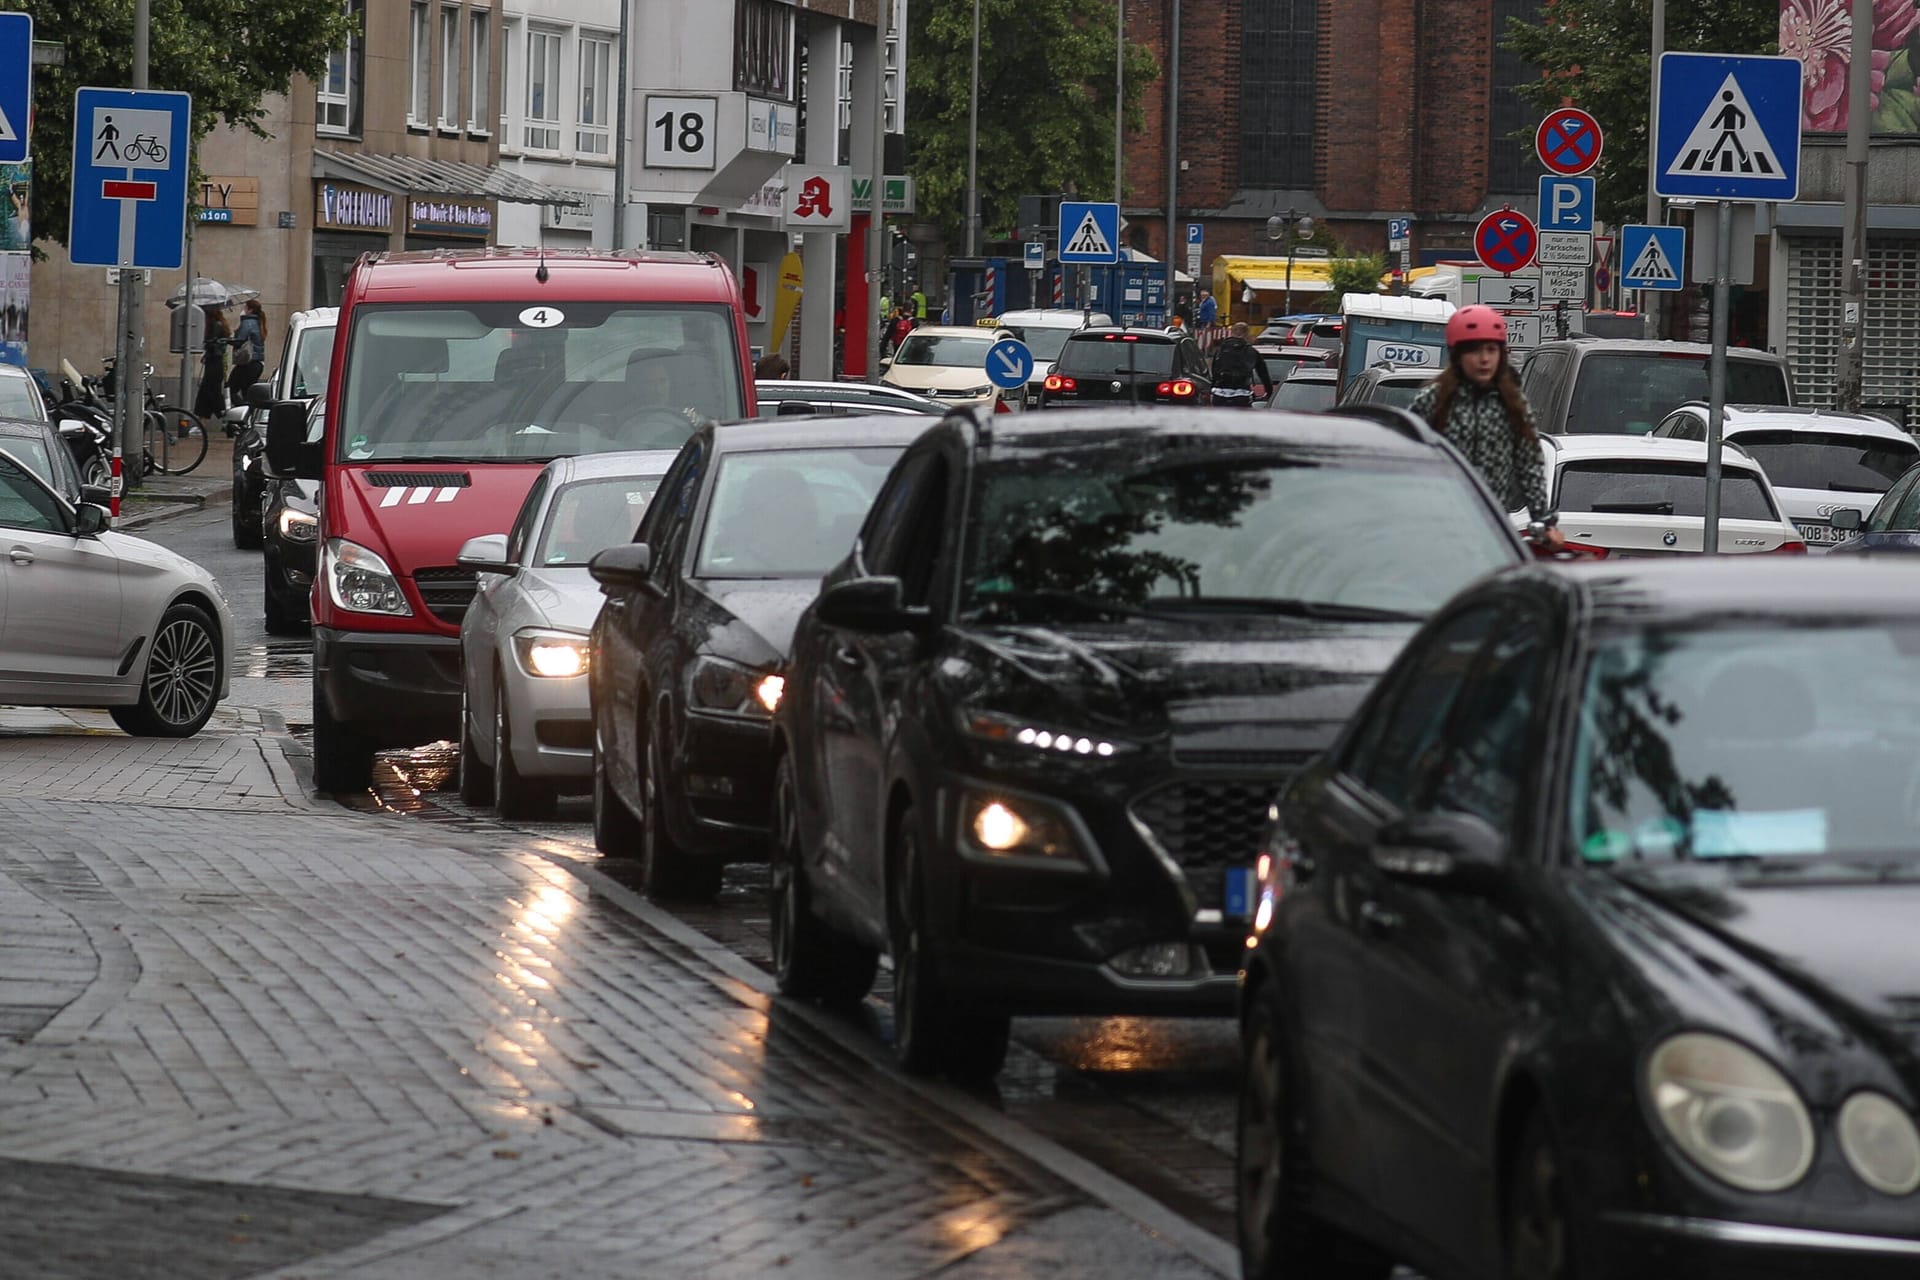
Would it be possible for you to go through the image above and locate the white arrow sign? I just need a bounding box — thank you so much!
[994,350,1023,379]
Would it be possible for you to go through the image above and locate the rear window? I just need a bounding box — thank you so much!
[1728,430,1917,494]
[1269,378,1337,412]
[1365,377,1436,409]
[1056,336,1178,377]
[1002,325,1078,363]
[1556,459,1777,521]
[1565,354,1789,435]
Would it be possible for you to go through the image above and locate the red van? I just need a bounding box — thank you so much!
[265,249,754,789]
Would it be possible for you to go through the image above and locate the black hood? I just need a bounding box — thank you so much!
[689,578,824,665]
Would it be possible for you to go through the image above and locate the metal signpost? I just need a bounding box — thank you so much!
[1655,52,1800,552]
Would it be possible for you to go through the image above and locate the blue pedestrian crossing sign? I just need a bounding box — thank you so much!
[1621,225,1686,292]
[1655,52,1801,201]
[69,88,192,270]
[986,338,1035,391]
[1059,201,1120,264]
[1537,176,1595,234]
[0,13,32,164]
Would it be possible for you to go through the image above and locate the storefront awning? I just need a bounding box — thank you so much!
[1238,277,1334,294]
[313,150,583,207]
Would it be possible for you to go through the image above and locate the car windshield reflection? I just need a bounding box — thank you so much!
[697,447,903,578]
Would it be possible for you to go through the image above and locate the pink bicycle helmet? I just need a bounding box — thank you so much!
[1445,304,1508,348]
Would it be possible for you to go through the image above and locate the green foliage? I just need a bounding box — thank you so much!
[907,0,1160,248]
[1327,252,1387,306]
[22,0,358,247]
[1502,0,1778,227]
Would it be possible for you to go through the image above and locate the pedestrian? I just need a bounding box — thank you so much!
[1166,312,1187,337]
[887,306,916,355]
[1208,322,1267,408]
[912,287,928,321]
[194,306,230,420]
[1407,305,1564,548]
[754,352,791,380]
[1196,288,1217,330]
[227,299,267,403]
[1173,293,1195,326]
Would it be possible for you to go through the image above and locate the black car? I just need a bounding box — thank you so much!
[1238,558,1920,1280]
[233,307,335,549]
[769,406,1527,1078]
[1038,327,1212,408]
[259,397,324,634]
[586,415,936,900]
[752,380,945,418]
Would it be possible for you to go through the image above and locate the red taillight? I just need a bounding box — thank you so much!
[1156,379,1198,399]
[1771,540,1809,554]
[1044,374,1075,392]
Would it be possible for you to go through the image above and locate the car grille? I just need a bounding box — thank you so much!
[413,566,478,626]
[1129,777,1288,905]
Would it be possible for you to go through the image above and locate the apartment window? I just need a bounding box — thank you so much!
[525,27,563,150]
[1240,0,1317,188]
[577,34,612,155]
[438,7,462,128]
[500,16,516,137]
[1488,0,1542,193]
[316,0,364,135]
[408,1,431,125]
[735,0,792,100]
[469,11,491,131]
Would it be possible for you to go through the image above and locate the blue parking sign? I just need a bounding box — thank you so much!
[1537,176,1595,234]
[68,87,192,269]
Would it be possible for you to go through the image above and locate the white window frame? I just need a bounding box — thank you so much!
[498,15,518,146]
[317,17,360,135]
[575,32,612,157]
[439,5,462,129]
[468,10,491,134]
[524,25,564,152]
[408,1,431,127]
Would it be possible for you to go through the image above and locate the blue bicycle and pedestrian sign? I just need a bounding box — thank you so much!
[68,86,192,270]
[1655,52,1801,201]
[0,13,32,165]
[985,338,1035,391]
[1474,208,1538,275]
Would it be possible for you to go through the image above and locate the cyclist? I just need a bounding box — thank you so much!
[1407,305,1563,547]
[1207,322,1268,408]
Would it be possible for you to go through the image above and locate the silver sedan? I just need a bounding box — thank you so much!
[456,450,678,818]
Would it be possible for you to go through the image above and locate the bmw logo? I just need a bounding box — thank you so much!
[1663,531,1678,547]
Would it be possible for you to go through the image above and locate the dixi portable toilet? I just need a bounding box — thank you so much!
[1337,293,1457,391]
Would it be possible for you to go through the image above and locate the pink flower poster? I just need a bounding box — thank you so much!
[1782,0,1920,131]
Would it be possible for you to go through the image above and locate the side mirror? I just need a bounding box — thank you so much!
[264,401,320,479]
[457,533,515,575]
[1830,508,1864,532]
[879,357,893,370]
[588,542,655,593]
[815,575,934,634]
[80,483,113,509]
[57,417,92,437]
[775,399,820,417]
[72,503,111,536]
[245,381,274,408]
[1372,811,1507,895]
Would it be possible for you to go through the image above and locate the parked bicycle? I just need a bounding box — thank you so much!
[58,358,209,477]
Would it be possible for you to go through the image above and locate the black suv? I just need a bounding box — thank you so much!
[769,406,1528,1078]
[1038,327,1211,408]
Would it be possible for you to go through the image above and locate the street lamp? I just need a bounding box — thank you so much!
[965,0,982,256]
[1265,208,1316,318]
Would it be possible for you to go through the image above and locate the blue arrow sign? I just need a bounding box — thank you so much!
[1655,52,1801,201]
[1621,225,1686,292]
[1537,176,1595,234]
[69,87,192,269]
[986,338,1035,390]
[0,14,31,164]
[1059,201,1120,264]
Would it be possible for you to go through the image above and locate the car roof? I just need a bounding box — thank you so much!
[353,249,739,305]
[1543,433,1761,470]
[288,306,340,329]
[997,309,1111,327]
[901,324,1006,339]
[763,380,930,398]
[1680,403,1914,441]
[0,365,32,380]
[1538,338,1783,360]
[1516,559,1920,625]
[1286,368,1340,382]
[543,449,682,484]
[708,414,943,451]
[1358,365,1439,380]
[1066,327,1183,344]
[971,406,1449,459]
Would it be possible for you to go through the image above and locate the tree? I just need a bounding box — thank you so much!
[24,0,358,247]
[907,0,1160,249]
[1503,1,1778,228]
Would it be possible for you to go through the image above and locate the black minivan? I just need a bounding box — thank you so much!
[1519,338,1793,436]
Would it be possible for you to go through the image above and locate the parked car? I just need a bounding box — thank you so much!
[1826,458,1920,555]
[1255,345,1336,394]
[751,380,944,418]
[0,417,89,507]
[1650,403,1919,548]
[1265,367,1339,413]
[769,406,1529,1078]
[1519,338,1792,436]
[586,414,936,899]
[1535,435,1805,556]
[1340,363,1440,409]
[233,306,335,550]
[0,362,49,423]
[880,325,1019,412]
[0,446,232,736]
[1239,557,1920,1280]
[260,398,325,635]
[994,308,1113,406]
[457,450,678,818]
[1037,327,1213,408]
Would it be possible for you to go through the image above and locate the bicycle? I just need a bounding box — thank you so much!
[122,134,168,164]
[96,358,211,476]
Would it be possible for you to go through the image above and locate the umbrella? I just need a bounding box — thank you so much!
[165,277,260,309]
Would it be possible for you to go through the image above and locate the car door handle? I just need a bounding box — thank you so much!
[832,645,864,670]
[8,547,32,565]
[1358,899,1404,937]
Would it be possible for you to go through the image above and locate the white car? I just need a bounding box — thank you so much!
[455,450,678,818]
[1527,435,1805,556]
[880,324,1019,411]
[995,308,1113,407]
[1650,402,1920,548]
[0,362,48,423]
[0,446,233,734]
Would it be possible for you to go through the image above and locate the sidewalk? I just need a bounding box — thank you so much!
[116,427,238,531]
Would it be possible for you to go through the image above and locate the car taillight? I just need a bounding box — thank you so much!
[1156,379,1198,399]
[1044,374,1076,392]
[1771,540,1809,554]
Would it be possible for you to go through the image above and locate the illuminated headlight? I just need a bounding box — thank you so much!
[277,506,318,542]
[688,656,783,717]
[512,629,590,679]
[324,538,411,616]
[961,789,1083,861]
[941,384,995,399]
[1645,1033,1814,1192]
[1838,1092,1920,1196]
[960,709,1128,758]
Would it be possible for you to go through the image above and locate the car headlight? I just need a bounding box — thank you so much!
[512,629,590,679]
[939,384,995,398]
[324,538,412,616]
[1645,1032,1814,1192]
[958,709,1130,758]
[277,506,319,543]
[688,656,783,717]
[1838,1092,1920,1196]
[961,789,1085,861]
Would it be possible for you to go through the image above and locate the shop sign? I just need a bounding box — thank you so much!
[746,98,797,157]
[196,176,258,226]
[316,182,394,233]
[408,197,493,238]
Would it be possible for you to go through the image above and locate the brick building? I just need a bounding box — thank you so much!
[1122,0,1540,277]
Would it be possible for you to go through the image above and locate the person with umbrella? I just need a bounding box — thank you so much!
[227,300,267,404]
[194,305,231,421]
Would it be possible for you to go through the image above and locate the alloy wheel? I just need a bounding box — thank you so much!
[148,615,219,727]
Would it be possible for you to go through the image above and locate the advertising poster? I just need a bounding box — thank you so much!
[1783,0,1920,131]
[0,252,29,366]
[0,160,29,251]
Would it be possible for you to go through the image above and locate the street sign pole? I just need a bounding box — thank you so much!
[114,0,152,489]
[1705,199,1732,554]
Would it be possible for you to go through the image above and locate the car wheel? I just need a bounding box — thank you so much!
[310,680,376,792]
[592,716,643,854]
[641,723,721,900]
[1237,979,1395,1280]
[232,479,262,549]
[457,683,494,807]
[887,803,1010,1080]
[492,673,556,821]
[1505,1110,1573,1280]
[109,603,222,738]
[771,753,877,1005]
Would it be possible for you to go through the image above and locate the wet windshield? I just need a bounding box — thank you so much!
[1556,460,1777,521]
[0,372,45,423]
[1268,378,1337,412]
[696,447,904,578]
[1572,623,1920,866]
[962,451,1516,622]
[535,476,665,567]
[892,334,994,367]
[1729,430,1916,494]
[337,303,741,463]
[1565,354,1789,434]
[289,324,336,399]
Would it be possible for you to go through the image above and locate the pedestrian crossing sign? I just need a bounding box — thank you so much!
[1621,225,1686,292]
[1058,201,1120,264]
[1655,52,1800,201]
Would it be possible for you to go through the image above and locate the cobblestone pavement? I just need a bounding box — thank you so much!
[0,710,1233,1279]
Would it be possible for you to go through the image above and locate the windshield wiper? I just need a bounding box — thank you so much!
[1145,597,1424,622]
[967,589,1179,623]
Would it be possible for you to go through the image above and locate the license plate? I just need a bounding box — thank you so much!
[1225,866,1255,918]
[1795,522,1849,544]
